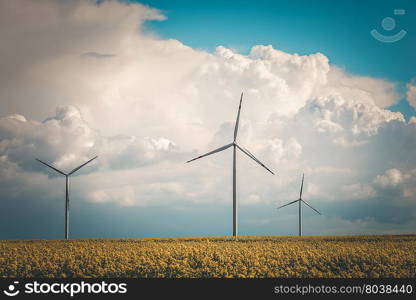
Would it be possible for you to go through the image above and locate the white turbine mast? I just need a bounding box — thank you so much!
[277,173,321,236]
[187,92,275,237]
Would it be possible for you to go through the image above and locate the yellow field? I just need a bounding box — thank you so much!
[0,235,415,278]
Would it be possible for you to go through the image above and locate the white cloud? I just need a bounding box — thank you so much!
[298,95,404,147]
[324,67,400,108]
[342,183,376,199]
[0,0,415,235]
[0,106,180,174]
[373,168,416,199]
[374,168,405,188]
[406,79,416,108]
[240,193,261,205]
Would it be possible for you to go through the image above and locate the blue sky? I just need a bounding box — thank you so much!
[136,0,416,119]
[0,0,415,239]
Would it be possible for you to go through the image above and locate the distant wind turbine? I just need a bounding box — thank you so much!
[36,156,98,239]
[186,92,274,237]
[277,173,321,236]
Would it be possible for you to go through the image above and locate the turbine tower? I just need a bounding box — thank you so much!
[36,156,98,239]
[186,92,274,237]
[277,173,321,236]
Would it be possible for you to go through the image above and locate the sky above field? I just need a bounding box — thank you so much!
[0,0,415,239]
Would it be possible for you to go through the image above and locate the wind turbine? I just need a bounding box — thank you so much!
[277,173,321,236]
[186,92,274,237]
[36,156,98,239]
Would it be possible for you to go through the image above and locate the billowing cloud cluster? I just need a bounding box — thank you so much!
[0,0,415,237]
[407,79,416,108]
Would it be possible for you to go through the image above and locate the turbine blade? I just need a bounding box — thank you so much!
[277,199,299,209]
[236,144,274,175]
[186,143,233,163]
[68,156,98,175]
[36,159,66,176]
[302,200,321,215]
[233,92,243,142]
[300,173,304,199]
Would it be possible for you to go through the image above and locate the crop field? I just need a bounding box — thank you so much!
[0,235,415,278]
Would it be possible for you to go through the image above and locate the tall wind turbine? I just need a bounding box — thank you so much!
[277,173,321,236]
[36,156,98,239]
[186,92,274,237]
